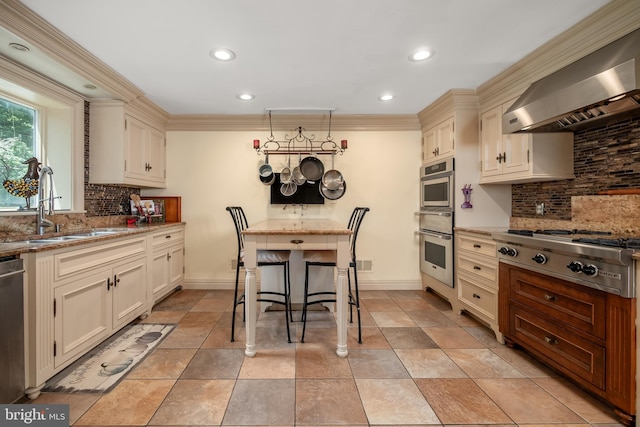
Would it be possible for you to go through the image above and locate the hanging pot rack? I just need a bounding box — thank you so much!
[253,110,347,156]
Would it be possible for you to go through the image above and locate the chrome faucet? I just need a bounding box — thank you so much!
[37,166,55,235]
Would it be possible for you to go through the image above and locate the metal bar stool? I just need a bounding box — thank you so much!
[226,206,291,343]
[301,207,370,344]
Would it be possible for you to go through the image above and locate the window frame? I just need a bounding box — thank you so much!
[0,56,85,214]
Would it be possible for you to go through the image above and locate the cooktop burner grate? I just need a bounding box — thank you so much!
[573,237,640,249]
[507,229,612,237]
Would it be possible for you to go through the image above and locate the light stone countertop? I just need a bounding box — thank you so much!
[454,226,508,236]
[243,218,352,235]
[0,222,186,257]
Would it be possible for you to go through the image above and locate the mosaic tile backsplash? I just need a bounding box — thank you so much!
[512,112,640,220]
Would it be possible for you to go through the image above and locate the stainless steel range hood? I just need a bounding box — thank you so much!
[503,28,640,133]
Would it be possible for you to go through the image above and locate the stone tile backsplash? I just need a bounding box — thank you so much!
[512,112,640,220]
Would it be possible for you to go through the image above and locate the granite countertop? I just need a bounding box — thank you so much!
[454,226,508,236]
[0,222,186,258]
[243,218,352,235]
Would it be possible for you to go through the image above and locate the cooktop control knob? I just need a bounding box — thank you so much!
[582,264,599,276]
[567,260,584,273]
[532,253,547,264]
[499,246,518,257]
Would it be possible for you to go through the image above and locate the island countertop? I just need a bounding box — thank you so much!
[243,218,353,235]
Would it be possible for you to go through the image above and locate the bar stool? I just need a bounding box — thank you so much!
[301,207,370,344]
[226,206,291,343]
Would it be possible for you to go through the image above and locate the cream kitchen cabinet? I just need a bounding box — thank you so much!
[150,225,185,303]
[455,230,503,343]
[90,100,166,188]
[24,235,148,398]
[422,117,454,162]
[479,100,574,184]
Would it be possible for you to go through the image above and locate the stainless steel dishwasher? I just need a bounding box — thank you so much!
[0,256,25,403]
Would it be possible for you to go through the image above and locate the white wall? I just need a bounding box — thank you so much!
[144,130,424,291]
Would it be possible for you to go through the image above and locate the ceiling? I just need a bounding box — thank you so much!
[7,0,611,116]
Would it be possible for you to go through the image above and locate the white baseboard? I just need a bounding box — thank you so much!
[182,277,423,291]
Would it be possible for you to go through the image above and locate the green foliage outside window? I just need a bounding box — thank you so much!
[0,97,37,209]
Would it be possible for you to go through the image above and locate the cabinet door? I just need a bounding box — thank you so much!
[502,133,531,174]
[422,128,437,162]
[54,270,111,367]
[436,118,454,158]
[168,244,184,286]
[151,249,170,301]
[480,106,502,177]
[124,115,148,181]
[111,257,147,330]
[146,126,166,184]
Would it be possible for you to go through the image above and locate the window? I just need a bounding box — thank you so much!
[0,58,85,214]
[0,96,38,210]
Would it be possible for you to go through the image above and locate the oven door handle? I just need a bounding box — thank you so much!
[419,211,452,217]
[416,230,452,240]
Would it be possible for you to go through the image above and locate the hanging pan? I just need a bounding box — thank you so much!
[321,154,344,190]
[300,155,324,182]
[320,180,347,200]
[259,154,275,185]
[292,153,306,185]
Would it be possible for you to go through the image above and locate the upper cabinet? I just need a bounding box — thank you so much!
[479,99,574,184]
[90,100,167,188]
[422,117,455,162]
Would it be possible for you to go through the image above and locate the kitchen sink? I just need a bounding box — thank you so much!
[23,229,126,244]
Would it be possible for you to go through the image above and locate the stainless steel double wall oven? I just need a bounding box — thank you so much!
[418,158,454,287]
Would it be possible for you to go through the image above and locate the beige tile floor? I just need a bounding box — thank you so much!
[27,288,624,426]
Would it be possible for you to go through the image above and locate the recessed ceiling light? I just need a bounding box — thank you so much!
[210,48,236,61]
[409,49,433,62]
[237,93,255,101]
[9,43,29,52]
[378,94,394,101]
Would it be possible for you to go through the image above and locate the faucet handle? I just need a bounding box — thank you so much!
[55,223,64,233]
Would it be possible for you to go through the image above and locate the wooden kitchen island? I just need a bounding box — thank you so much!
[242,218,352,357]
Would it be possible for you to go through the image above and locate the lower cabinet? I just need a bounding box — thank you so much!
[499,263,636,424]
[150,226,185,303]
[23,230,177,399]
[455,231,502,342]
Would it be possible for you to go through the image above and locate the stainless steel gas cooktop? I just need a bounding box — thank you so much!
[492,229,637,297]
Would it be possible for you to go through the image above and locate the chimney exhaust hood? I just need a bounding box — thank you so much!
[503,28,640,133]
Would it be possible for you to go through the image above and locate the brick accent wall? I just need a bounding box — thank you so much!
[511,112,640,220]
[84,101,139,216]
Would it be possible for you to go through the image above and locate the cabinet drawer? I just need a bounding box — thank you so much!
[458,274,497,322]
[511,306,605,390]
[265,234,329,250]
[151,228,185,247]
[457,253,497,284]
[457,233,496,258]
[508,268,606,339]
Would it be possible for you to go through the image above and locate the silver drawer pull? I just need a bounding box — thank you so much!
[544,336,558,345]
[544,294,557,302]
[291,239,304,244]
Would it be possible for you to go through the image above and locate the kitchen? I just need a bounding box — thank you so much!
[0,0,640,425]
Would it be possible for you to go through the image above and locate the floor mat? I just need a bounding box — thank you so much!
[44,323,175,393]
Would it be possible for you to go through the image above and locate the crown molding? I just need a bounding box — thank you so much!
[166,114,420,132]
[0,0,143,103]
[416,89,478,130]
[477,0,640,111]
